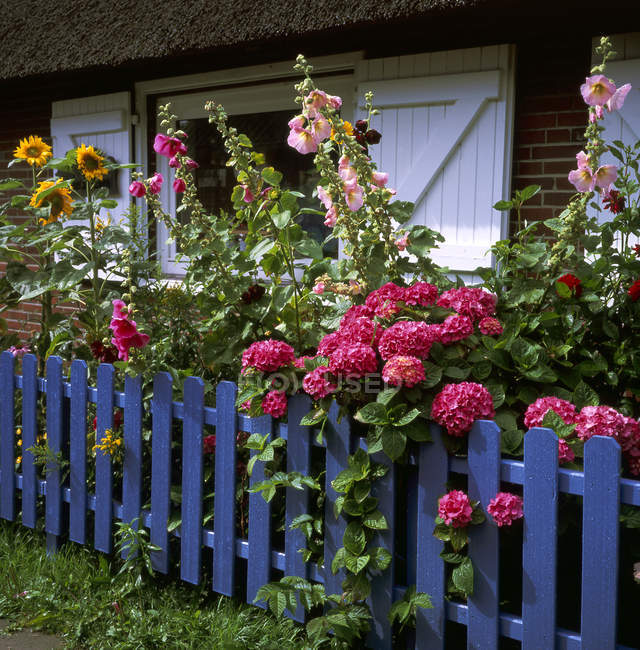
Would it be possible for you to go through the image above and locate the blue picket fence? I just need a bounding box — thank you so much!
[0,351,639,649]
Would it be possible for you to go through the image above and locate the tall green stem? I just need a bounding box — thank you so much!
[87,181,100,333]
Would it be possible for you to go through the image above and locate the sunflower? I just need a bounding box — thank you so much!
[76,143,108,181]
[13,135,52,167]
[330,120,354,143]
[29,179,74,224]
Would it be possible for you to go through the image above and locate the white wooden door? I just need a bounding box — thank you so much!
[357,45,515,273]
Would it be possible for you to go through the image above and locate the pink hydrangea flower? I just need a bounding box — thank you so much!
[261,390,288,418]
[626,446,640,476]
[438,490,473,528]
[437,287,497,322]
[618,416,640,452]
[431,382,495,437]
[524,397,577,429]
[378,321,434,360]
[402,282,438,307]
[241,340,295,373]
[382,355,425,388]
[203,434,217,454]
[365,282,405,319]
[128,181,146,197]
[340,304,374,327]
[294,356,314,369]
[317,331,344,357]
[487,492,523,527]
[303,366,337,400]
[173,178,186,193]
[478,317,503,336]
[575,405,626,442]
[148,173,163,195]
[328,343,378,378]
[340,316,382,348]
[153,133,188,158]
[438,314,474,345]
[240,400,252,412]
[558,439,575,464]
[580,75,616,106]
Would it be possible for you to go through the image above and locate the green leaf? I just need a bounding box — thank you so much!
[573,380,599,408]
[0,179,25,191]
[400,418,432,442]
[362,509,388,530]
[393,408,420,427]
[432,523,451,542]
[354,402,388,425]
[381,426,406,461]
[344,553,370,574]
[501,429,524,455]
[343,522,367,556]
[519,184,541,201]
[294,238,323,260]
[377,387,399,406]
[440,552,465,564]
[99,199,118,209]
[493,200,513,211]
[272,210,291,229]
[449,526,468,552]
[353,481,370,503]
[261,166,283,186]
[369,547,392,571]
[331,547,346,574]
[300,408,326,426]
[452,557,474,596]
[248,238,275,261]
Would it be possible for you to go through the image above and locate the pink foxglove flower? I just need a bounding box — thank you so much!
[148,173,163,195]
[580,75,616,106]
[173,178,186,193]
[287,126,317,154]
[487,492,523,527]
[344,178,364,212]
[128,181,146,197]
[153,133,187,158]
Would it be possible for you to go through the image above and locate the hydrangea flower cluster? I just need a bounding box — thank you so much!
[261,390,288,418]
[381,355,426,388]
[109,299,150,362]
[431,382,495,437]
[378,321,434,360]
[437,287,497,322]
[302,366,337,400]
[478,317,503,336]
[487,492,523,527]
[328,342,378,378]
[241,339,296,373]
[438,490,473,528]
[524,397,578,429]
[437,314,474,345]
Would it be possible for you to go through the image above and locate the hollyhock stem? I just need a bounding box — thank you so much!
[87,181,100,335]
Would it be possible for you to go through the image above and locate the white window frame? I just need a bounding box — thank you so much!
[134,53,362,276]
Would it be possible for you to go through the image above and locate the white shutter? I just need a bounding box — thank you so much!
[356,45,515,273]
[51,92,132,225]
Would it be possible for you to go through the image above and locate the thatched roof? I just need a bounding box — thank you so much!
[0,0,475,81]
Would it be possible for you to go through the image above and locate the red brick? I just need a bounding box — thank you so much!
[518,161,543,176]
[532,145,578,159]
[520,95,573,114]
[543,191,574,205]
[545,129,571,144]
[571,128,586,143]
[544,161,572,174]
[513,177,554,191]
[521,206,554,220]
[556,176,575,191]
[517,146,531,160]
[518,113,557,129]
[557,111,587,127]
[519,130,547,145]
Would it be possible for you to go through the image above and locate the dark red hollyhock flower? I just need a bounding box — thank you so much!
[629,279,640,302]
[92,410,124,431]
[90,340,119,363]
[633,244,640,257]
[365,129,382,144]
[241,284,265,305]
[557,273,582,297]
[203,434,217,454]
[355,120,368,133]
[603,190,625,214]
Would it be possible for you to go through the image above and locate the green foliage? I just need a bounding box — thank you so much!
[388,585,433,630]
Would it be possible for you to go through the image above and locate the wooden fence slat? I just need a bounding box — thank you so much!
[467,419,501,649]
[180,376,204,585]
[122,374,143,558]
[213,381,237,596]
[94,363,114,553]
[581,435,620,649]
[522,427,558,650]
[150,372,173,573]
[21,354,38,529]
[323,401,350,598]
[284,394,312,622]
[415,424,448,650]
[69,360,88,544]
[0,351,15,521]
[45,356,64,554]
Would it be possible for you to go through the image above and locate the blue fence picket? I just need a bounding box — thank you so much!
[415,424,448,650]
[45,356,64,554]
[150,372,173,573]
[581,435,620,649]
[21,354,38,529]
[69,360,88,544]
[323,401,350,597]
[247,415,274,608]
[94,363,114,553]
[181,376,204,585]
[522,427,558,650]
[467,420,501,649]
[122,374,143,559]
[213,381,237,596]
[284,394,312,622]
[0,351,15,521]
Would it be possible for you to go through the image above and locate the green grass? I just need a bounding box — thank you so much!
[0,520,304,649]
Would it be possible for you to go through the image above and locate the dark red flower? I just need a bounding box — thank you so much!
[629,279,640,302]
[355,120,368,133]
[241,284,265,305]
[203,434,217,454]
[557,273,582,297]
[92,410,123,431]
[603,189,625,214]
[633,245,640,257]
[365,129,382,144]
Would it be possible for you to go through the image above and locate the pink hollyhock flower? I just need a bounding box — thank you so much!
[313,282,325,295]
[340,316,382,348]
[261,390,288,418]
[524,396,577,429]
[148,173,163,195]
[317,185,333,210]
[349,280,362,295]
[288,115,305,130]
[593,165,617,193]
[173,178,186,193]
[305,89,328,115]
[580,75,616,106]
[203,434,217,454]
[607,83,632,112]
[344,178,364,211]
[568,166,595,192]
[378,320,434,360]
[382,355,426,388]
[558,439,575,464]
[324,206,338,227]
[438,314,474,345]
[437,287,497,322]
[487,492,523,527]
[109,303,150,362]
[575,405,626,442]
[303,366,337,400]
[287,126,317,154]
[241,184,255,203]
[365,282,405,319]
[478,317,503,336]
[328,342,378,378]
[9,345,30,358]
[311,114,331,143]
[431,382,495,437]
[438,490,473,528]
[185,158,199,170]
[339,165,358,184]
[128,181,146,197]
[241,340,296,373]
[153,133,187,158]
[403,282,438,307]
[395,234,409,251]
[340,304,374,327]
[317,331,343,357]
[371,171,389,187]
[112,299,127,319]
[338,155,351,171]
[169,156,180,169]
[327,94,342,109]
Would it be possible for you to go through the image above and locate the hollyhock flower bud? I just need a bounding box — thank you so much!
[365,129,382,144]
[185,158,199,170]
[169,156,181,169]
[261,390,288,418]
[355,119,368,132]
[153,133,187,158]
[371,171,389,188]
[173,178,186,193]
[487,492,523,527]
[241,184,255,203]
[324,205,337,227]
[438,490,473,527]
[128,181,146,198]
[148,173,163,195]
[313,282,325,295]
[395,234,409,251]
[580,75,616,106]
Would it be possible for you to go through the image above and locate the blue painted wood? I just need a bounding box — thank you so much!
[122,374,142,559]
[213,381,237,596]
[467,419,501,650]
[45,356,64,553]
[284,394,312,622]
[247,416,273,608]
[415,424,448,650]
[180,376,204,585]
[69,360,88,544]
[150,372,173,574]
[406,467,418,586]
[323,401,350,597]
[522,427,558,650]
[0,351,15,521]
[581,435,620,649]
[94,363,114,553]
[21,354,38,529]
[367,449,396,649]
